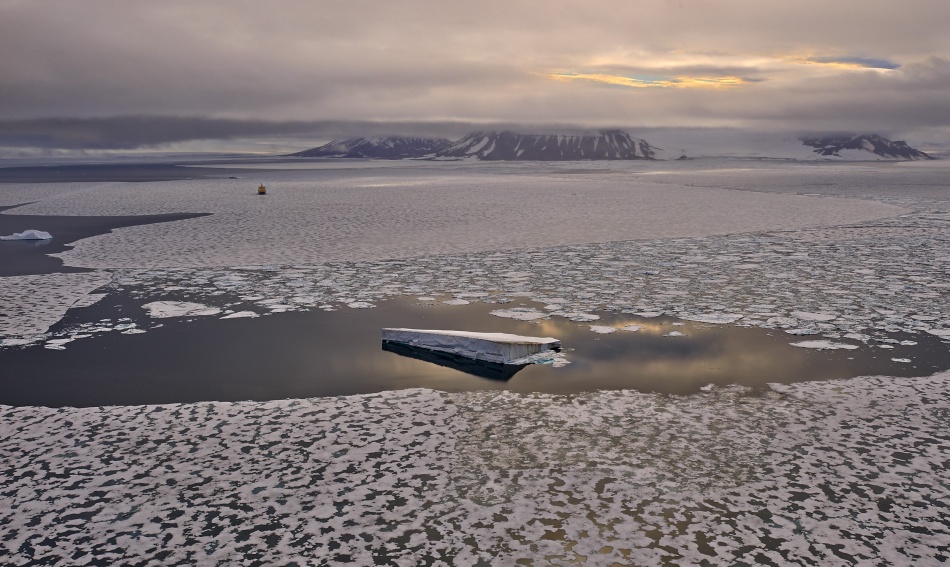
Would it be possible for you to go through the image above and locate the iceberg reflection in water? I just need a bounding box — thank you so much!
[382,341,527,381]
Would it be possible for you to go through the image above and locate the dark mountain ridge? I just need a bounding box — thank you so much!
[433,130,657,160]
[802,134,933,160]
[288,136,452,159]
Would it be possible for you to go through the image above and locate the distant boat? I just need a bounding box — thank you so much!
[258,183,266,195]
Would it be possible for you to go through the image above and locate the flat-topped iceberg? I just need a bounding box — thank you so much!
[381,328,560,365]
[1,229,52,240]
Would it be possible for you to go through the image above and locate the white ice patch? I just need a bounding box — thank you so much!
[926,328,950,338]
[588,325,617,334]
[620,324,641,332]
[790,311,837,322]
[681,313,744,324]
[665,330,685,337]
[220,311,259,319]
[560,312,600,322]
[346,301,375,309]
[442,298,470,305]
[490,307,548,321]
[891,358,911,363]
[142,301,221,318]
[0,229,51,240]
[790,340,859,350]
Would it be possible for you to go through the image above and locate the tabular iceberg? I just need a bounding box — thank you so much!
[381,328,560,364]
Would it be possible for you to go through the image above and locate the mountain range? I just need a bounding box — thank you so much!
[289,131,934,161]
[801,134,932,160]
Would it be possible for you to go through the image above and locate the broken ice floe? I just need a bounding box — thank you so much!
[381,328,560,365]
[589,325,617,334]
[0,229,52,240]
[220,310,259,319]
[2,371,947,565]
[142,301,222,318]
[790,340,859,350]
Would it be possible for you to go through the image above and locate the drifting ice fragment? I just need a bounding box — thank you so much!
[142,301,221,318]
[790,340,858,350]
[682,313,744,324]
[381,328,560,365]
[1,229,52,240]
[589,325,617,334]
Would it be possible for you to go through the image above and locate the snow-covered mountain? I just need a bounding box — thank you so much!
[434,130,657,161]
[801,134,933,160]
[289,137,453,159]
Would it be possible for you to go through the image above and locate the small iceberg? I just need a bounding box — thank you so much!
[381,328,560,365]
[1,229,52,240]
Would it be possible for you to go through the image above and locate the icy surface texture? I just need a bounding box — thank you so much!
[13,171,903,269]
[0,272,111,339]
[2,372,948,565]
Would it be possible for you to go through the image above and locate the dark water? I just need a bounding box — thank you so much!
[1,294,946,407]
[0,162,261,183]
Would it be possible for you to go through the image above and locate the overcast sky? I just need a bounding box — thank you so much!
[1,0,949,150]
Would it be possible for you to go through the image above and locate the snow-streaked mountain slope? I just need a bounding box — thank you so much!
[289,137,453,159]
[434,130,657,161]
[801,134,933,160]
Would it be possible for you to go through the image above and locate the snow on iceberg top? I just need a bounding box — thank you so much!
[1,229,52,240]
[382,328,561,365]
[382,328,559,346]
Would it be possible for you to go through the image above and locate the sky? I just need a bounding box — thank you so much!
[1,0,949,153]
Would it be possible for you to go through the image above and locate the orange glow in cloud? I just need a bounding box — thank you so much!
[547,72,749,89]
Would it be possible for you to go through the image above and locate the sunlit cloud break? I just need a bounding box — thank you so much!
[548,72,751,89]
[802,56,900,71]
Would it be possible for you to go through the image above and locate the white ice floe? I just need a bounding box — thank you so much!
[560,312,600,322]
[588,325,617,334]
[681,313,744,324]
[790,340,859,350]
[442,298,470,305]
[926,328,950,338]
[489,307,548,321]
[0,229,52,240]
[790,311,838,322]
[633,311,663,318]
[346,301,375,309]
[665,330,686,337]
[892,358,911,363]
[619,324,641,332]
[142,301,221,318]
[381,328,560,365]
[220,311,260,319]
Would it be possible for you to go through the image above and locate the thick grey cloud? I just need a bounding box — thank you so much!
[1,0,948,149]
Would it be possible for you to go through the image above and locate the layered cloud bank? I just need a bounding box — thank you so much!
[1,1,948,149]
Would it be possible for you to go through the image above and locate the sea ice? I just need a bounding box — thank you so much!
[142,301,222,318]
[790,340,859,350]
[489,307,548,321]
[220,311,259,319]
[589,325,617,334]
